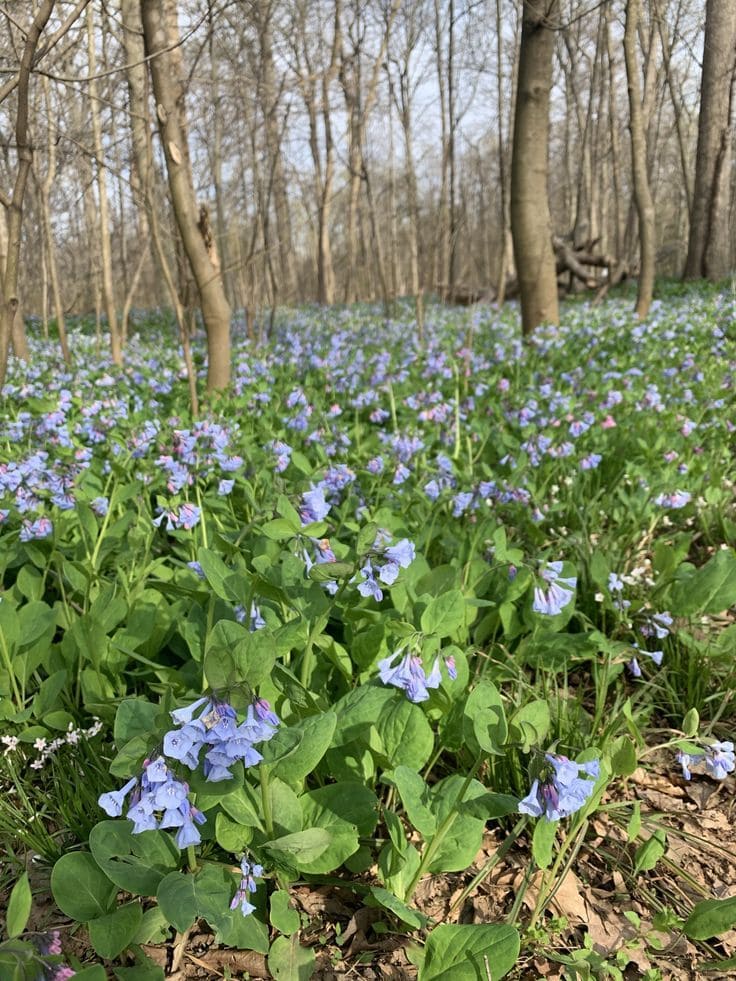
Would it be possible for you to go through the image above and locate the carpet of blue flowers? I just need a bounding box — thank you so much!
[1,289,736,979]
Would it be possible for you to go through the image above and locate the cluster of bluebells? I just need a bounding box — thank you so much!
[677,741,735,782]
[98,695,279,895]
[98,755,206,848]
[357,532,416,601]
[532,561,577,616]
[518,753,600,821]
[152,502,201,531]
[163,695,279,782]
[230,857,263,916]
[378,646,456,703]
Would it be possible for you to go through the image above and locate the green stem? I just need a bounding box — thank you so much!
[186,844,198,873]
[404,755,483,903]
[260,765,274,837]
[449,816,528,916]
[90,480,117,571]
[0,629,22,709]
[196,483,208,549]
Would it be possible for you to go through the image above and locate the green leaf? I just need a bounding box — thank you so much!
[113,953,165,981]
[426,776,487,873]
[684,897,736,941]
[508,700,550,752]
[6,872,32,938]
[634,830,667,873]
[156,871,198,933]
[368,886,427,929]
[610,736,638,777]
[197,547,242,602]
[114,697,161,745]
[386,766,437,837]
[51,852,117,921]
[422,923,520,980]
[270,889,301,935]
[88,902,143,959]
[89,820,180,895]
[682,707,700,738]
[463,682,507,755]
[420,590,466,638]
[73,968,108,981]
[263,829,333,867]
[671,549,736,616]
[374,695,435,770]
[457,793,519,821]
[268,934,316,981]
[269,712,337,787]
[532,819,557,869]
[204,619,277,690]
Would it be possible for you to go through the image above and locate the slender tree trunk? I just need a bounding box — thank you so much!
[0,0,55,388]
[511,0,560,335]
[684,0,736,280]
[141,0,231,390]
[87,5,122,364]
[623,0,655,318]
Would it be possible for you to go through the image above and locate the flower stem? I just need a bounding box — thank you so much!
[404,755,483,904]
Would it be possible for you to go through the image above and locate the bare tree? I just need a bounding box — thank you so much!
[623,0,655,317]
[684,0,736,281]
[141,0,232,391]
[511,0,560,335]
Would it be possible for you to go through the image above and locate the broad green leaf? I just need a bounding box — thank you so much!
[268,934,316,981]
[684,897,736,940]
[463,682,507,755]
[270,889,301,935]
[386,766,436,837]
[634,830,667,873]
[88,902,143,959]
[268,712,336,786]
[671,549,736,616]
[420,590,466,638]
[156,871,198,933]
[89,820,180,895]
[51,852,117,921]
[422,923,520,980]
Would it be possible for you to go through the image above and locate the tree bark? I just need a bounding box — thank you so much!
[623,0,655,318]
[87,5,122,364]
[684,0,736,281]
[141,0,231,391]
[0,0,55,388]
[510,0,559,335]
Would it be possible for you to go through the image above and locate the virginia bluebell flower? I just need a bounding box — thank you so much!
[677,741,734,781]
[640,611,673,640]
[532,561,577,616]
[378,648,444,702]
[654,490,691,509]
[518,753,600,821]
[231,857,264,917]
[299,485,330,524]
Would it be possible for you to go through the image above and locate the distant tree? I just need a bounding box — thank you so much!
[623,0,655,318]
[511,0,559,335]
[684,0,736,281]
[141,0,232,391]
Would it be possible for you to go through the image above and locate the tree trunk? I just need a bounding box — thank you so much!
[510,0,560,335]
[623,0,655,318]
[0,0,55,389]
[141,0,231,391]
[684,0,736,281]
[87,5,122,364]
